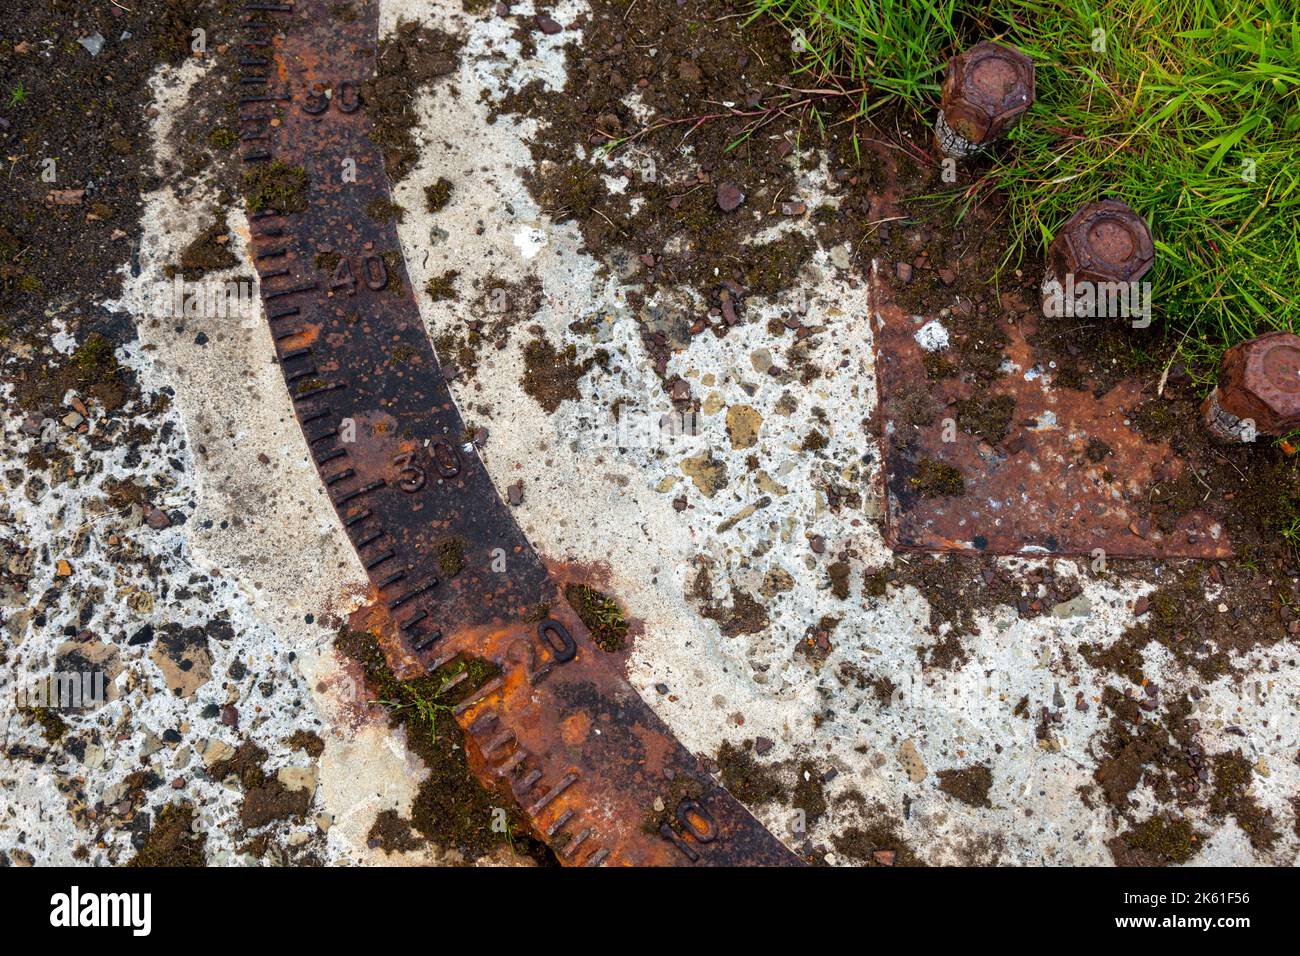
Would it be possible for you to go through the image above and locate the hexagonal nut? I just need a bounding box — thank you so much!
[1213,331,1300,435]
[939,41,1035,146]
[1047,199,1154,288]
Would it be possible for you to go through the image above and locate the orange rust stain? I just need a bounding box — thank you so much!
[292,323,322,346]
[560,712,591,747]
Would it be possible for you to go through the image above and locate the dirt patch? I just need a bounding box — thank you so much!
[1083,566,1296,686]
[690,560,768,637]
[936,765,993,808]
[366,809,426,855]
[521,334,600,413]
[1090,688,1205,820]
[167,213,238,279]
[487,0,880,397]
[1208,750,1279,851]
[791,760,827,827]
[8,331,133,417]
[830,798,925,867]
[285,729,325,758]
[206,740,312,831]
[127,802,206,867]
[0,0,223,317]
[716,740,785,805]
[362,19,462,181]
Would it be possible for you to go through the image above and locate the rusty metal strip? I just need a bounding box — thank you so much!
[866,164,1232,559]
[236,0,796,866]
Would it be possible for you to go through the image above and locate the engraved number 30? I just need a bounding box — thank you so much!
[302,81,360,115]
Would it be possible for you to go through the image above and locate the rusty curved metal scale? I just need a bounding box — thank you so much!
[235,0,796,865]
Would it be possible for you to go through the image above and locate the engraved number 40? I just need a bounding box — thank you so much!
[328,254,388,295]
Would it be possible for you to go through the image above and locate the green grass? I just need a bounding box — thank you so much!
[752,0,1300,370]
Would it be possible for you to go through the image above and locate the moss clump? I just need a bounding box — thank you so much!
[738,233,816,299]
[910,458,964,497]
[21,707,67,743]
[1110,815,1203,866]
[425,177,454,212]
[207,126,237,150]
[923,351,959,380]
[435,537,465,578]
[434,329,480,376]
[128,802,206,867]
[424,270,460,302]
[955,393,1016,444]
[716,741,785,805]
[72,334,115,378]
[241,160,308,214]
[380,250,405,295]
[1209,751,1279,851]
[334,629,549,864]
[1085,437,1111,463]
[366,196,405,222]
[564,584,628,652]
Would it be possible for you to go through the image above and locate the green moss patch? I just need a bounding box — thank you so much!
[424,270,460,302]
[435,537,465,578]
[910,458,964,497]
[1108,814,1204,866]
[21,706,67,744]
[241,160,308,214]
[564,584,628,652]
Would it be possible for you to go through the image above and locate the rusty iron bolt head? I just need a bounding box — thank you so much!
[935,41,1035,157]
[1202,331,1300,442]
[1047,199,1154,289]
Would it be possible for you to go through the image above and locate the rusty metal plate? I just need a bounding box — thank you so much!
[871,265,1232,559]
[236,0,796,865]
